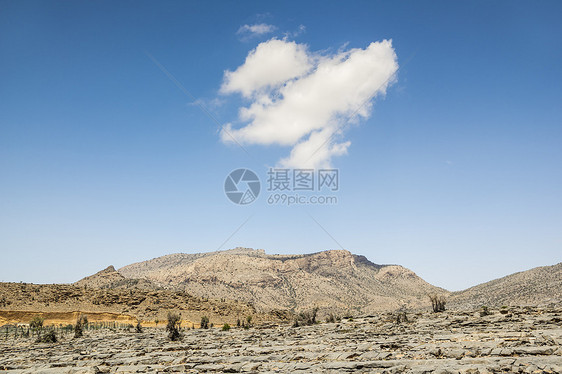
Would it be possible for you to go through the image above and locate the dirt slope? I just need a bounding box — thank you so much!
[449,262,562,309]
[119,248,447,313]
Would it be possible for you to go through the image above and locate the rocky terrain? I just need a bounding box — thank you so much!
[0,281,288,327]
[1,248,560,327]
[1,306,561,373]
[450,262,562,310]
[118,248,446,313]
[74,266,157,290]
[1,249,561,373]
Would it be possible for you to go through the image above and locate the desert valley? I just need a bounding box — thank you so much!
[0,248,561,373]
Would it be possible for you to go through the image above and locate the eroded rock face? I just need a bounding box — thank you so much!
[1,307,560,373]
[0,282,285,325]
[117,248,445,313]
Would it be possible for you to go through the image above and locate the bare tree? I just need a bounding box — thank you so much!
[429,294,446,312]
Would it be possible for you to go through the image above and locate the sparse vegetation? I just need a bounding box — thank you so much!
[200,316,209,329]
[36,329,57,343]
[236,316,253,329]
[166,312,181,341]
[74,314,88,338]
[30,316,44,330]
[396,311,408,324]
[480,306,492,316]
[293,307,318,327]
[429,294,446,313]
[222,323,230,331]
[325,313,340,323]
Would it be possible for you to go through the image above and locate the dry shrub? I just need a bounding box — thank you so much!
[429,294,446,313]
[36,329,57,343]
[293,307,318,327]
[74,314,88,338]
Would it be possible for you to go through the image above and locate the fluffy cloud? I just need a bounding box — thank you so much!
[221,39,312,98]
[237,23,276,37]
[220,38,398,168]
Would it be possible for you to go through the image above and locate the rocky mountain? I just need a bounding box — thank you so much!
[0,281,285,327]
[74,265,156,290]
[449,262,562,309]
[74,265,126,288]
[118,248,447,313]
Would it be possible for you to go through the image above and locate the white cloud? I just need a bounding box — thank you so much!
[237,23,276,36]
[220,39,312,98]
[284,24,306,39]
[279,128,351,169]
[220,38,398,168]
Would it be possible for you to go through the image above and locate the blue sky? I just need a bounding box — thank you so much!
[1,1,561,290]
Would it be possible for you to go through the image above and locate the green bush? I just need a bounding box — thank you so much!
[36,330,57,343]
[166,312,181,341]
[222,323,230,331]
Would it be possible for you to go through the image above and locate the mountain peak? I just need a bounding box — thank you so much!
[74,265,125,288]
[118,248,443,313]
[101,265,117,273]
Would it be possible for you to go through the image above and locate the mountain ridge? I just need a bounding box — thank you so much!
[116,247,445,313]
[450,261,562,309]
[74,248,561,313]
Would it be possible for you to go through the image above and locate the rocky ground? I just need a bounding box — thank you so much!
[0,307,561,373]
[0,282,287,325]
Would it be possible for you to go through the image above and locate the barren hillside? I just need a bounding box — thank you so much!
[74,265,156,290]
[118,248,447,313]
[0,281,287,327]
[449,262,562,309]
